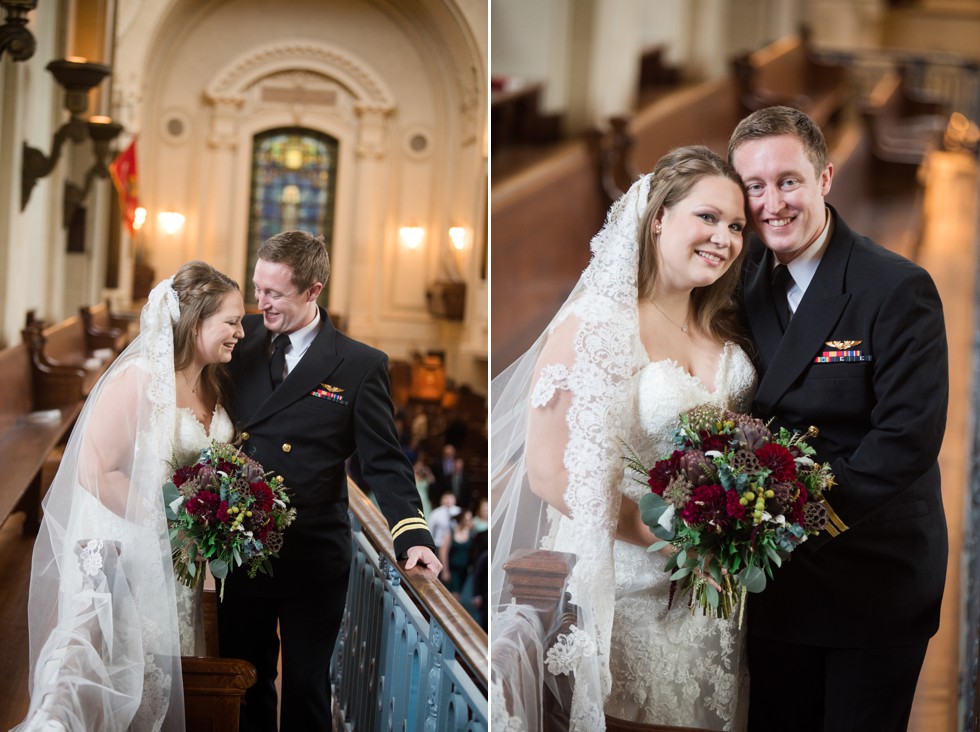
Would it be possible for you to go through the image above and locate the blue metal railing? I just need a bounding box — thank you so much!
[331,482,488,731]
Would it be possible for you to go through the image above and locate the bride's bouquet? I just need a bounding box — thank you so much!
[627,405,837,622]
[163,441,297,600]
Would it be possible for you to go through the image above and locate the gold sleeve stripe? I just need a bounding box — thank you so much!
[824,522,840,538]
[821,499,849,534]
[391,518,430,541]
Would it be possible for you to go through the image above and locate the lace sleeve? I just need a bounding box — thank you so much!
[526,317,581,515]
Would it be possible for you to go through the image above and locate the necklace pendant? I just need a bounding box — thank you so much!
[681,326,689,333]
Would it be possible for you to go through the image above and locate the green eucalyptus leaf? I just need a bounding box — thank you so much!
[671,567,692,581]
[210,558,228,579]
[739,565,767,593]
[705,583,720,609]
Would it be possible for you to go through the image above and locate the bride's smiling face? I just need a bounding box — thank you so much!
[195,291,245,365]
[653,175,746,293]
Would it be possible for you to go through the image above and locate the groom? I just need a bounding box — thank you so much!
[729,106,948,732]
[218,230,442,730]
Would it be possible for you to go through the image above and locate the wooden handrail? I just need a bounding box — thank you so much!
[346,479,488,690]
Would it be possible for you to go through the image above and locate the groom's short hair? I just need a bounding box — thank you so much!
[727,105,829,176]
[258,230,330,291]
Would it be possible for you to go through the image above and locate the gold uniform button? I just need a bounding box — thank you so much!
[282,443,292,453]
[240,432,250,441]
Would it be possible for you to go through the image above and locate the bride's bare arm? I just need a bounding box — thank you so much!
[526,319,577,515]
[78,366,142,517]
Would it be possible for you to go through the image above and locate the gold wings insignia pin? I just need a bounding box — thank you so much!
[321,383,345,393]
[825,340,862,350]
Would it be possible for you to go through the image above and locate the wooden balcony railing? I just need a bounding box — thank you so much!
[331,480,488,730]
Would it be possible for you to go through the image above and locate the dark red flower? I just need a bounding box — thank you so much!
[217,459,236,475]
[755,444,797,482]
[648,451,683,496]
[726,489,748,521]
[251,482,274,513]
[679,484,726,526]
[216,500,231,523]
[186,490,220,519]
[173,465,199,487]
[700,432,733,454]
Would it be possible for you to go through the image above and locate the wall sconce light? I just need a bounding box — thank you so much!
[158,211,186,235]
[448,226,468,251]
[132,206,147,231]
[0,0,37,62]
[21,57,114,210]
[63,116,123,227]
[399,226,425,250]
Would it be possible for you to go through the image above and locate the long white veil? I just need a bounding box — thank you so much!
[15,279,186,731]
[490,175,652,732]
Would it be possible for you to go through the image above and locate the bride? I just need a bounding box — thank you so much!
[491,146,757,731]
[14,261,245,731]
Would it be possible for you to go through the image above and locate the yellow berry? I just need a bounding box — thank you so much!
[744,492,755,502]
[765,490,775,499]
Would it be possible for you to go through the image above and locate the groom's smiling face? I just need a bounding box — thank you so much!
[732,133,833,264]
[253,259,321,335]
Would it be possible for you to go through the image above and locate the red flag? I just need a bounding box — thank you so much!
[109,138,139,234]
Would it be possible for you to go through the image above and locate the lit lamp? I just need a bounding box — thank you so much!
[158,211,186,235]
[21,57,115,209]
[63,115,124,227]
[399,226,425,250]
[0,0,37,62]
[448,226,468,251]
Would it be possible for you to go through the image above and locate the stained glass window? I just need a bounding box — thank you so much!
[245,128,338,304]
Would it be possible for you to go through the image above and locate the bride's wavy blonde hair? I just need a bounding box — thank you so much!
[637,145,749,349]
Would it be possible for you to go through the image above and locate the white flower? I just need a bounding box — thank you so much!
[705,450,723,458]
[795,456,814,467]
[658,504,676,531]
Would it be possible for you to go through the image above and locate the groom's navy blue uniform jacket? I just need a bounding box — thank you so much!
[741,205,948,648]
[224,307,434,598]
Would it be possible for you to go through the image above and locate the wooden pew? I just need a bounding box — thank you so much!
[0,341,82,533]
[23,305,126,408]
[491,141,607,373]
[861,68,947,182]
[79,302,129,353]
[731,29,851,130]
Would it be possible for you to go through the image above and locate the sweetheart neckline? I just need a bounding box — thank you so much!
[641,342,734,397]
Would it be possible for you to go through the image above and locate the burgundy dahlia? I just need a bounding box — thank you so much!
[755,443,797,482]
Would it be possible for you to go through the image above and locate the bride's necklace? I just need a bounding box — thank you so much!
[651,300,690,333]
[180,370,202,395]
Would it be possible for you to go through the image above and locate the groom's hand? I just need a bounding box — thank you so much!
[404,545,442,575]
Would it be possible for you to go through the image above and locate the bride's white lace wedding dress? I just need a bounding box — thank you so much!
[604,342,757,731]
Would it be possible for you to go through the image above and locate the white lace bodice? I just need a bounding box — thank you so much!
[173,405,234,466]
[605,343,756,730]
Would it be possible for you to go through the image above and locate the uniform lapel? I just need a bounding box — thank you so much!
[753,210,853,412]
[235,317,276,417]
[248,308,345,425]
[743,241,784,371]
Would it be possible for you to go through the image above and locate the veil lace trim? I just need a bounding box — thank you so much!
[15,279,187,731]
[491,175,652,731]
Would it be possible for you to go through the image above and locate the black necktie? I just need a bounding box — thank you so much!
[270,334,289,388]
[771,265,794,331]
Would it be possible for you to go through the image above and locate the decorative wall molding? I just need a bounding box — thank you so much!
[204,39,396,111]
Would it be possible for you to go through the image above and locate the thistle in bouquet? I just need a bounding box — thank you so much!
[626,405,836,622]
[163,441,297,599]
